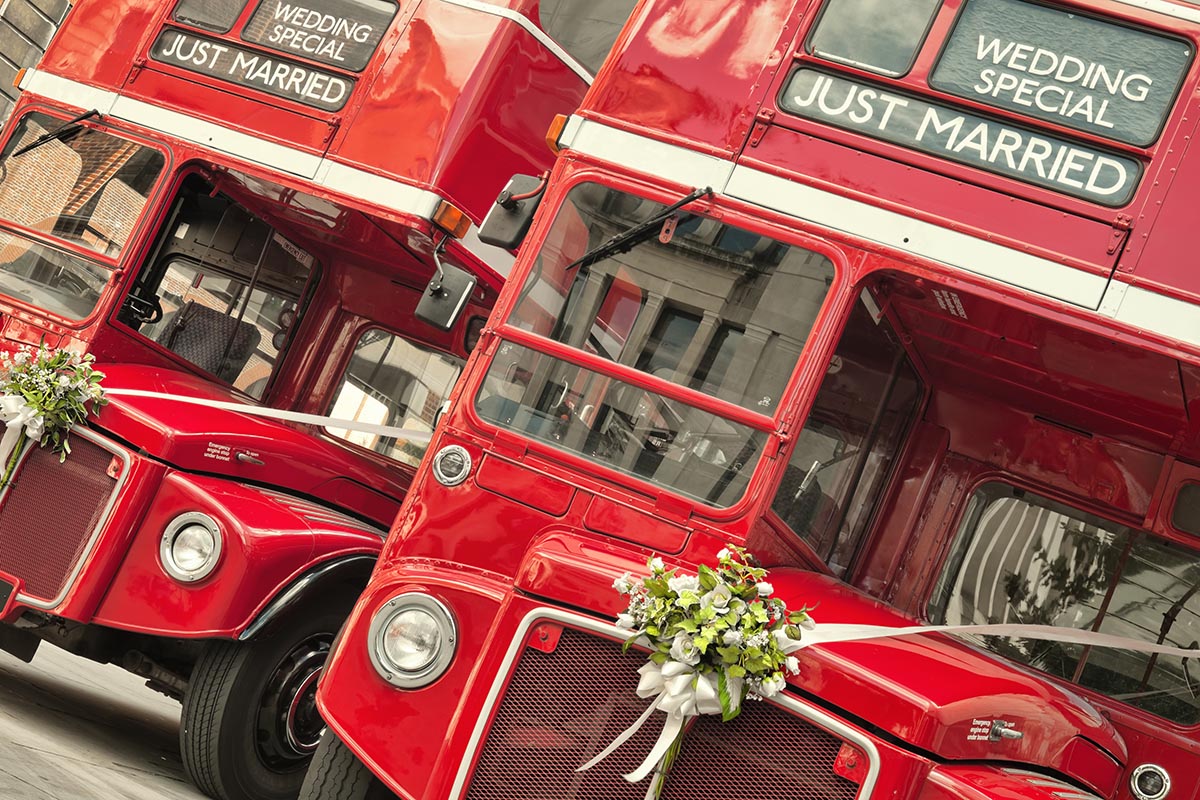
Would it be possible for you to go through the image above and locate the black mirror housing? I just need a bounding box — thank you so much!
[415,263,478,331]
[478,174,545,249]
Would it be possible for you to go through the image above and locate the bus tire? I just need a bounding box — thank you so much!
[180,603,347,800]
[298,731,395,800]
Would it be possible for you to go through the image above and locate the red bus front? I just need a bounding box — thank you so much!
[312,1,1200,799]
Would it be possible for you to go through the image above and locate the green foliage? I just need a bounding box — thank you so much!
[0,345,107,487]
[612,545,812,721]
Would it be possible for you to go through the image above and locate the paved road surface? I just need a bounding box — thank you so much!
[0,643,206,800]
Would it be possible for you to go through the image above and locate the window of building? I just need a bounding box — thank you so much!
[327,330,464,468]
[808,0,940,77]
[929,482,1200,725]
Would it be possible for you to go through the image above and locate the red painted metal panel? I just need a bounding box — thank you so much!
[475,455,576,517]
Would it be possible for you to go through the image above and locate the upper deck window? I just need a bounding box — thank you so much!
[930,0,1192,147]
[929,483,1200,725]
[808,0,941,77]
[326,329,464,468]
[173,0,245,33]
[540,0,640,74]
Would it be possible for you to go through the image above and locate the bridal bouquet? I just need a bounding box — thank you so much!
[579,545,813,796]
[0,345,106,487]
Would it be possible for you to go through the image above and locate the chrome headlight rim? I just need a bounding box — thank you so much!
[1130,764,1171,800]
[159,511,223,583]
[368,592,457,689]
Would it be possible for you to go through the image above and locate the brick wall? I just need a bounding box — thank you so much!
[0,0,71,121]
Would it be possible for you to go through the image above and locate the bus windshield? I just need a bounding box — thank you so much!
[0,112,164,259]
[478,183,836,507]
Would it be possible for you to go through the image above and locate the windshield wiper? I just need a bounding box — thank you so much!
[565,186,712,272]
[12,109,101,157]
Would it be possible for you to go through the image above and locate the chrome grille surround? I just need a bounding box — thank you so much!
[1,426,129,609]
[449,608,880,800]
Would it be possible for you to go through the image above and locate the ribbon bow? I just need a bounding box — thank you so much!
[0,393,43,487]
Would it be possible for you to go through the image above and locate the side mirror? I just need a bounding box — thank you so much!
[415,261,477,331]
[478,174,546,250]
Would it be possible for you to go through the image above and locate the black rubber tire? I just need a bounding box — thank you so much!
[298,731,396,800]
[181,604,349,800]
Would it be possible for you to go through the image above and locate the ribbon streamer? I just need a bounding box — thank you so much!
[104,389,434,444]
[0,393,44,485]
[578,621,1200,789]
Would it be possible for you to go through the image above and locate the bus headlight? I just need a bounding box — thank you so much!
[368,593,457,688]
[159,512,223,583]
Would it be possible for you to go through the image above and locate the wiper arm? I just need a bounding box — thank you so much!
[12,109,100,157]
[565,186,712,272]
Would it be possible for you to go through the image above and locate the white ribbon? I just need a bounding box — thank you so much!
[0,393,44,479]
[104,389,434,445]
[578,621,1200,790]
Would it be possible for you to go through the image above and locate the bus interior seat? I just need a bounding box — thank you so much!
[158,301,260,383]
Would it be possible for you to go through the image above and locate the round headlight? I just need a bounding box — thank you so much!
[368,593,456,688]
[1131,765,1170,800]
[431,445,471,486]
[160,512,223,583]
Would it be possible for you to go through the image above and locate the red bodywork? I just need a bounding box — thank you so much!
[317,1,1200,800]
[0,0,592,668]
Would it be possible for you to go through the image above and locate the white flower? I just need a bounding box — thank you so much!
[722,629,744,646]
[616,613,637,629]
[669,633,701,666]
[798,614,816,630]
[758,673,786,697]
[701,584,732,611]
[612,572,635,593]
[756,581,774,597]
[667,574,699,594]
[785,656,800,674]
[747,631,770,648]
[717,547,730,560]
[650,557,665,572]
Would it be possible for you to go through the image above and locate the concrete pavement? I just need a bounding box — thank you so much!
[0,643,206,800]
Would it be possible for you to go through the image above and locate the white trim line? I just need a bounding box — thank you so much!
[18,69,445,223]
[439,0,594,84]
[561,117,1108,309]
[1109,0,1200,23]
[559,119,736,197]
[447,607,882,800]
[1099,280,1200,346]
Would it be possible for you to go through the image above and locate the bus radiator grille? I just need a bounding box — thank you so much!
[464,626,859,800]
[0,439,117,601]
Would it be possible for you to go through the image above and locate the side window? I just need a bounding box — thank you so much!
[930,483,1200,725]
[808,0,940,76]
[173,0,247,33]
[539,0,640,74]
[123,177,314,399]
[770,292,921,576]
[326,330,464,468]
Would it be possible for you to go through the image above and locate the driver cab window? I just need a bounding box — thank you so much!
[122,176,315,398]
[326,330,465,468]
[770,291,921,576]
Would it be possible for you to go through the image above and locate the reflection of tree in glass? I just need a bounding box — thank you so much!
[994,522,1124,679]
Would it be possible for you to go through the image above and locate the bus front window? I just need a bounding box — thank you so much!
[481,182,836,507]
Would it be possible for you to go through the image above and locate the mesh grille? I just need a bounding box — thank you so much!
[465,627,861,800]
[0,439,118,600]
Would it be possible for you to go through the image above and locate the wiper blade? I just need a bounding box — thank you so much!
[12,109,101,157]
[566,186,712,271]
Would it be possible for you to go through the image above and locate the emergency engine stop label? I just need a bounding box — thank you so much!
[242,0,397,72]
[152,29,354,111]
[780,69,1140,205]
[930,0,1191,146]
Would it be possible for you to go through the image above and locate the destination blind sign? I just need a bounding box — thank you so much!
[930,0,1191,146]
[242,0,397,72]
[152,29,354,111]
[779,69,1140,205]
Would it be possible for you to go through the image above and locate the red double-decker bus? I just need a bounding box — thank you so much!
[0,1,636,799]
[308,1,1200,799]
